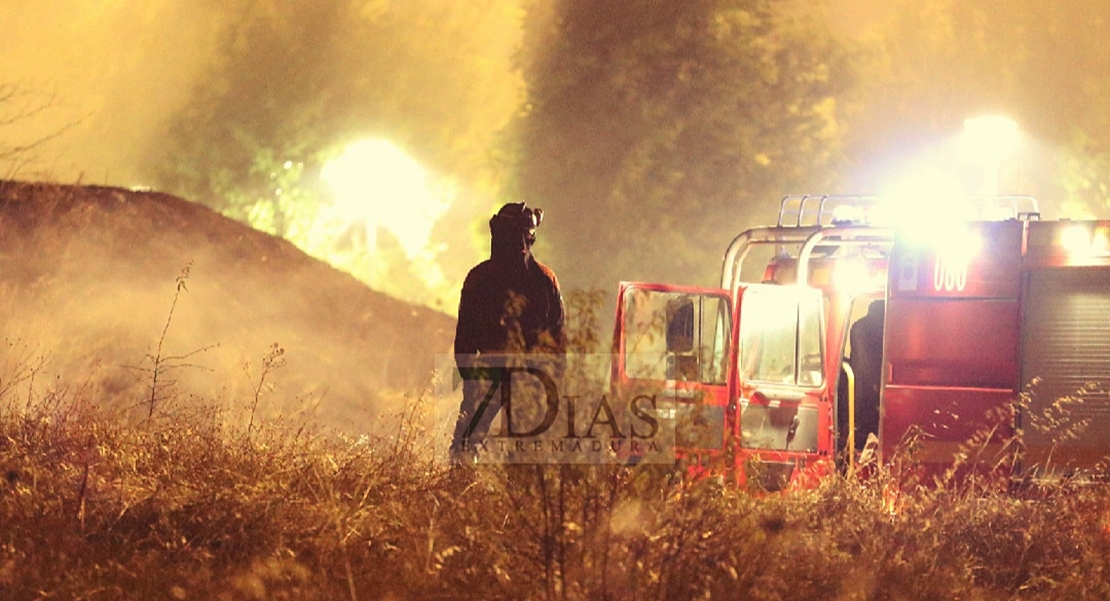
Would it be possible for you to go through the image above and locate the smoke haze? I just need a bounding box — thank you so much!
[4,0,1110,336]
[0,1,224,184]
[0,181,457,438]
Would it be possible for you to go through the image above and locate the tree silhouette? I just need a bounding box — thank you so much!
[511,0,863,291]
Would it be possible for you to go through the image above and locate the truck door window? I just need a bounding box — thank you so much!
[623,289,730,384]
[739,287,824,387]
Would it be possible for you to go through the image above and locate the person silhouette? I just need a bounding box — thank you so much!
[847,299,884,452]
[449,202,565,463]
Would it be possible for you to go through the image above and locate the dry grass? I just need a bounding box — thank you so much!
[3,368,1110,601]
[3,288,1110,600]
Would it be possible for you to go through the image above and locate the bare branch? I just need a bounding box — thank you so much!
[0,81,83,177]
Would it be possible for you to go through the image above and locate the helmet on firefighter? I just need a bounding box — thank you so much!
[489,202,543,246]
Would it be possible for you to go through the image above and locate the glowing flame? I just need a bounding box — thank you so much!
[310,139,457,306]
[320,139,452,260]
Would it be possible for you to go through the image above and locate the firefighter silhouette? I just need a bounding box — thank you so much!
[846,299,884,452]
[449,202,566,463]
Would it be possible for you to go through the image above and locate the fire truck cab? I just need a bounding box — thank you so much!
[611,196,894,489]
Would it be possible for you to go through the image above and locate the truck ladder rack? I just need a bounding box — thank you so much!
[776,194,1041,228]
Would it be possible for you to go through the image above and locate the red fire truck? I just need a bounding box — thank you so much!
[611,195,1110,489]
[884,207,1110,483]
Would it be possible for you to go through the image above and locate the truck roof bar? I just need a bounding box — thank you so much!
[722,194,1042,292]
[778,195,882,227]
[777,194,1041,228]
[720,225,821,293]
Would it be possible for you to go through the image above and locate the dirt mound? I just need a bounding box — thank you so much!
[0,180,457,437]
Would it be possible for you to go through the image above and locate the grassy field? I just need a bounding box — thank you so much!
[0,284,1107,600]
[3,371,1110,601]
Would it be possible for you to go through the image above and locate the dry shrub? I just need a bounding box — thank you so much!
[5,389,1110,600]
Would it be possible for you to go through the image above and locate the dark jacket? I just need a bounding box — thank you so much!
[454,255,566,357]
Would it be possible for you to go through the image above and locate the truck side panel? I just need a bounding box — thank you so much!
[1019,224,1110,477]
[881,220,1024,473]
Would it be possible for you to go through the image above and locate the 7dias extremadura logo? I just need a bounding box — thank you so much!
[436,354,724,464]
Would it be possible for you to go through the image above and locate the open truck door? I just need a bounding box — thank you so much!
[732,281,834,488]
[610,198,892,485]
[612,282,733,469]
[610,197,893,482]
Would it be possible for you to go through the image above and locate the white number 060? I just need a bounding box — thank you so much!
[933,255,968,292]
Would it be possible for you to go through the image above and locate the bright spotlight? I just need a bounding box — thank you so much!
[320,139,451,259]
[962,115,1019,194]
[874,166,971,243]
[962,116,1019,159]
[1060,224,1092,254]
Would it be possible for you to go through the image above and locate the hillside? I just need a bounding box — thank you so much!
[0,180,457,439]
